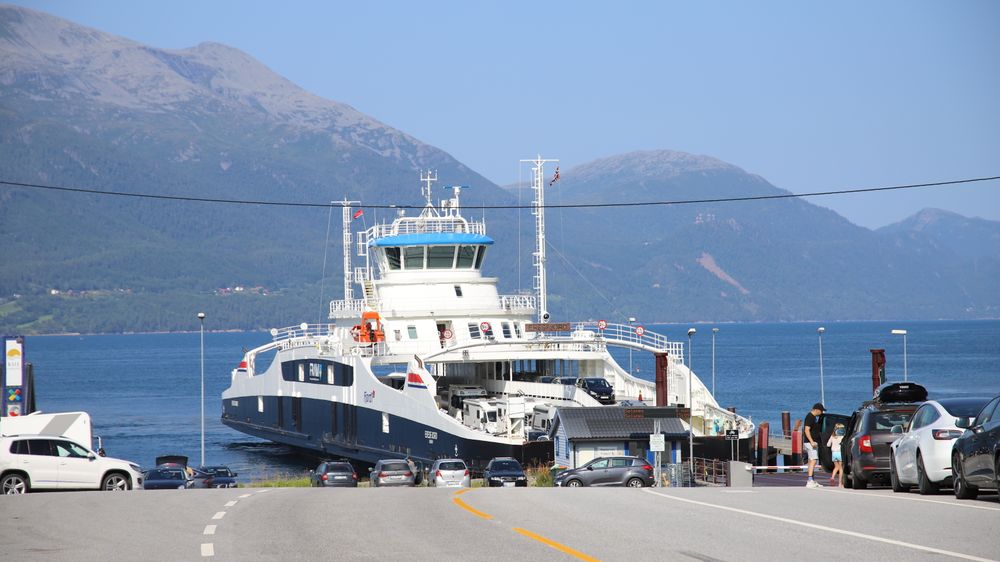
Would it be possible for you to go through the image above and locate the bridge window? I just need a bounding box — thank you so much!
[404,246,425,269]
[468,323,481,339]
[457,245,476,268]
[427,245,456,268]
[407,325,418,339]
[501,322,512,339]
[454,285,463,297]
[513,323,522,338]
[474,246,486,269]
[385,247,401,270]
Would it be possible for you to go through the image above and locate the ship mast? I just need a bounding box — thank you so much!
[338,198,360,301]
[520,155,558,323]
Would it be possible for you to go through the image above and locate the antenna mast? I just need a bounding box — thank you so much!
[338,198,360,301]
[520,155,558,323]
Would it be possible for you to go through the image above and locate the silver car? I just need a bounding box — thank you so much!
[370,459,416,487]
[429,459,470,488]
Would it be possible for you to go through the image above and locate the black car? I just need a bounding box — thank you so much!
[483,457,527,487]
[198,466,238,488]
[842,382,927,489]
[576,377,615,404]
[142,468,194,490]
[311,460,358,487]
[951,394,1000,501]
[553,456,654,488]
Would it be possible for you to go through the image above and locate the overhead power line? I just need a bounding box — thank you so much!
[0,175,997,210]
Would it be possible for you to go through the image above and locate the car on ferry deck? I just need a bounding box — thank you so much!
[369,459,416,487]
[842,382,926,489]
[889,397,992,494]
[311,460,358,487]
[951,394,1000,501]
[428,459,471,488]
[483,457,527,487]
[576,377,616,404]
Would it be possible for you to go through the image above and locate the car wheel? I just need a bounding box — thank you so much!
[566,479,583,488]
[916,453,939,495]
[1,473,29,495]
[889,456,908,493]
[952,453,978,500]
[102,472,130,491]
[626,478,644,488]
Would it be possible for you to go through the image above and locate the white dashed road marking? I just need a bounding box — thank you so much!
[238,493,251,498]
[201,543,214,557]
[212,511,226,520]
[203,525,216,535]
[225,500,238,507]
[643,489,996,562]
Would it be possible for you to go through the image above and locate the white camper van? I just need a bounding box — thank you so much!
[0,411,98,452]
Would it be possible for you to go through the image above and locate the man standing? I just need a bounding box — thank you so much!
[803,402,825,488]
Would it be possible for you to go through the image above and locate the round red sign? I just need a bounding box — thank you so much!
[480,322,491,332]
[597,319,608,330]
[442,329,454,339]
[635,326,645,336]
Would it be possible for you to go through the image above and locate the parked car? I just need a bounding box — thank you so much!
[557,377,578,386]
[429,459,471,488]
[553,456,654,488]
[483,457,527,487]
[311,460,358,487]
[370,459,416,487]
[842,382,927,489]
[576,377,616,404]
[143,467,194,490]
[951,394,1000,501]
[0,435,144,494]
[889,397,992,494]
[198,465,239,488]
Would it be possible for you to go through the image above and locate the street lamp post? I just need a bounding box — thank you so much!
[891,329,908,381]
[628,317,636,374]
[687,327,696,479]
[817,327,825,406]
[711,327,719,398]
[198,312,206,468]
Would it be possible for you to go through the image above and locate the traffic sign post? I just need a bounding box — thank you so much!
[651,419,663,487]
[726,429,739,461]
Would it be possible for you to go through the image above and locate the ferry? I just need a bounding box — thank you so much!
[221,157,753,469]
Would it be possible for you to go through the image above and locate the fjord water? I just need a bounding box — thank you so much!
[22,320,1000,480]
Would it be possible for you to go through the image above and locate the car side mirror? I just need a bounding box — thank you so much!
[955,418,972,429]
[88,453,96,461]
[586,466,593,471]
[890,425,903,434]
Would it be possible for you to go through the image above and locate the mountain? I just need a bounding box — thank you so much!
[1,6,997,334]
[535,151,1000,321]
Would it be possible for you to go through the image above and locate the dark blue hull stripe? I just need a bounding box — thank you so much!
[222,395,523,470]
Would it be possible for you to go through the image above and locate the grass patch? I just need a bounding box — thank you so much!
[526,465,553,487]
[242,473,311,488]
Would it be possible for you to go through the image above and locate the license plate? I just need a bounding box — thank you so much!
[503,481,515,487]
[334,475,347,480]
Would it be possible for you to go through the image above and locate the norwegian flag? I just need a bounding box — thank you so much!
[353,209,364,219]
[549,166,560,186]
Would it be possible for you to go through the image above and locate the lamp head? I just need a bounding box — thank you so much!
[687,328,696,337]
[197,312,206,320]
[891,329,907,335]
[817,326,825,334]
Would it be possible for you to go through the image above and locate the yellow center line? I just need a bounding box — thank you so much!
[452,489,493,520]
[512,527,601,562]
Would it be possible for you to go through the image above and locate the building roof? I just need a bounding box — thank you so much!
[550,407,689,441]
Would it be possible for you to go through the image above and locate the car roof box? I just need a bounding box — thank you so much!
[873,382,927,404]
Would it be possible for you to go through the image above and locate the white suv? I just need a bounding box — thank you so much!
[0,435,143,494]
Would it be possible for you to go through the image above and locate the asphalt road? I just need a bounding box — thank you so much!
[3,485,998,561]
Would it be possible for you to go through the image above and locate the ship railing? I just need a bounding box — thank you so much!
[498,294,536,312]
[365,217,487,239]
[270,323,337,341]
[328,299,368,318]
[532,322,685,360]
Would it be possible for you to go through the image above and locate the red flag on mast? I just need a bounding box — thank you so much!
[549,166,560,186]
[353,209,364,219]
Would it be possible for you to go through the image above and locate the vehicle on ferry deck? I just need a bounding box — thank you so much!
[842,382,926,490]
[483,457,527,487]
[889,397,992,494]
[370,459,416,487]
[429,458,470,488]
[576,377,616,404]
[311,460,358,487]
[951,394,1000,501]
[553,456,654,488]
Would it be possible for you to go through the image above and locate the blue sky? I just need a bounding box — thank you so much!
[12,1,1000,228]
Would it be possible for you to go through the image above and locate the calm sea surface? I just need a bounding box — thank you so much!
[14,320,1000,480]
